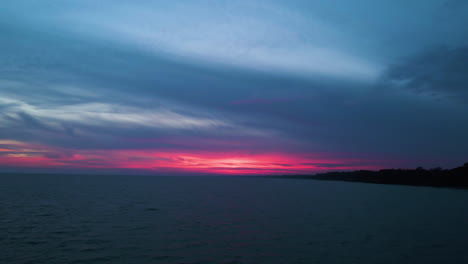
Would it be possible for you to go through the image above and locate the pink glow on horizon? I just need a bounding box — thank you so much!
[0,140,384,175]
[0,148,16,152]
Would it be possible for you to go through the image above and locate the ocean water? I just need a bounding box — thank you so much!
[1,174,468,264]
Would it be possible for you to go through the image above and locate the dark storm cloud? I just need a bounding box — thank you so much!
[385,46,468,101]
[443,0,468,9]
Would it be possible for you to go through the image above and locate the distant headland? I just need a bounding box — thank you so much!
[278,162,468,189]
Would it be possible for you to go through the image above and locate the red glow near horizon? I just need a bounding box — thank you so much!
[0,140,382,175]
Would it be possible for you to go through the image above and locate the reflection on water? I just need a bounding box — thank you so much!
[1,174,468,264]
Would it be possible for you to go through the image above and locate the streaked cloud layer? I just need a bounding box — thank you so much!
[1,0,468,174]
[66,2,380,82]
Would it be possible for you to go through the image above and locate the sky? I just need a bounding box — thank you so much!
[1,0,468,175]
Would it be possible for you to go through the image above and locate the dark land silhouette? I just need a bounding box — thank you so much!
[279,162,468,189]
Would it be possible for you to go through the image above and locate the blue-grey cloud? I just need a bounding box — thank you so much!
[1,0,468,171]
[385,46,468,101]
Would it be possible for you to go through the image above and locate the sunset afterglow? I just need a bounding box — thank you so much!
[1,0,467,175]
[0,140,386,175]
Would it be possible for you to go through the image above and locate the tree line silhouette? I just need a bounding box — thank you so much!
[286,162,468,189]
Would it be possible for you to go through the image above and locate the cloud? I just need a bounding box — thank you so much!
[2,0,468,173]
[443,0,468,9]
[384,45,468,101]
[52,1,381,82]
[0,78,279,152]
[230,97,297,105]
[0,97,227,130]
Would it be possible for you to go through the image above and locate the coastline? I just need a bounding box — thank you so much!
[272,163,468,189]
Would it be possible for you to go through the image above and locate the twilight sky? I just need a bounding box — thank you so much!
[1,0,468,175]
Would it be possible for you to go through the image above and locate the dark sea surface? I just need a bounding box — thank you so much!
[1,174,468,264]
